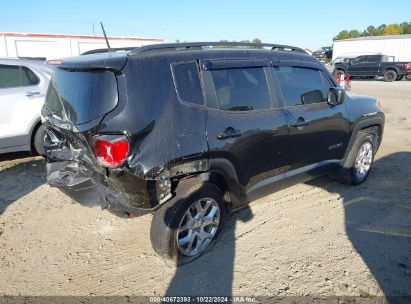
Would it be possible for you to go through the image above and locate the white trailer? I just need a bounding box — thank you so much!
[332,34,411,61]
[0,32,163,60]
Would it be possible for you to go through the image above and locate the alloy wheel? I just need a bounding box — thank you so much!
[354,141,373,179]
[176,198,220,257]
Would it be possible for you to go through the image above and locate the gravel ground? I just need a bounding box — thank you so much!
[0,80,410,300]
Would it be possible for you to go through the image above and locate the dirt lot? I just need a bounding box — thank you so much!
[0,80,410,299]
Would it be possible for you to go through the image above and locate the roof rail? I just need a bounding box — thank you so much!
[129,42,306,55]
[81,47,136,55]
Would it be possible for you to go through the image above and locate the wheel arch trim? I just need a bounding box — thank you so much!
[29,118,42,153]
[207,158,244,205]
[342,116,384,167]
[382,67,400,75]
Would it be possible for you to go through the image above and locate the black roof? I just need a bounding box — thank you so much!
[81,42,307,56]
[67,42,316,71]
[128,42,315,63]
[130,42,306,55]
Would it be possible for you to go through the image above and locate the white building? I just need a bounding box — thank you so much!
[332,34,411,61]
[0,32,163,60]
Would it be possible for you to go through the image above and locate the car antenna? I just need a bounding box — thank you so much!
[100,22,112,53]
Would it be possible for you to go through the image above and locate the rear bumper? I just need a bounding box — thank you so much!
[47,160,157,218]
[60,186,154,218]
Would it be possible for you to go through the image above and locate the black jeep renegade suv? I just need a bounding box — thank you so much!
[41,42,384,263]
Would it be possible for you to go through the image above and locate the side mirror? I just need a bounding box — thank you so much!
[327,87,345,106]
[301,90,323,104]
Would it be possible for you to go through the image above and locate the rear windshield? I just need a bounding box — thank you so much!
[45,69,118,125]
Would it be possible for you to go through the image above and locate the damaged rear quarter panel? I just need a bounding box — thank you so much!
[97,53,209,197]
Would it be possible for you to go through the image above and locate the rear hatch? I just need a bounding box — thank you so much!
[43,52,126,126]
[42,53,126,167]
[41,53,130,211]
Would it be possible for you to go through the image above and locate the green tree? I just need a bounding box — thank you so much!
[371,28,383,36]
[215,40,229,48]
[334,21,410,40]
[367,25,375,34]
[400,22,411,34]
[383,24,404,35]
[378,24,386,31]
[251,38,262,48]
[349,30,361,38]
[334,30,350,40]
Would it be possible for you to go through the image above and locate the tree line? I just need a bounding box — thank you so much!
[334,22,411,40]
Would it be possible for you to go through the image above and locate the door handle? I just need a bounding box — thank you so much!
[217,127,242,140]
[25,91,41,97]
[290,118,310,128]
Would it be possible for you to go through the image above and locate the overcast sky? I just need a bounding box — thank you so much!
[1,0,410,50]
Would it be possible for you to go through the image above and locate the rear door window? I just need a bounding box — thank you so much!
[45,69,118,125]
[0,64,39,88]
[352,56,366,64]
[172,62,204,106]
[210,67,271,111]
[367,55,380,63]
[273,66,328,106]
[21,66,40,86]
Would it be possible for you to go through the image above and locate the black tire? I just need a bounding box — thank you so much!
[383,70,397,82]
[340,131,376,185]
[396,75,404,81]
[150,178,226,265]
[33,124,46,156]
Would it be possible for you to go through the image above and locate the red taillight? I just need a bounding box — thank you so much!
[94,136,129,168]
[405,63,411,70]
